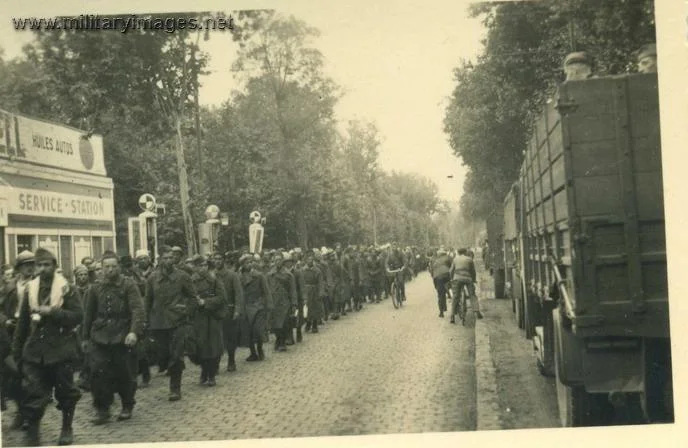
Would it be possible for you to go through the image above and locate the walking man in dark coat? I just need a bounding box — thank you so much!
[268,253,297,352]
[299,252,325,334]
[212,253,243,373]
[83,251,145,424]
[11,248,82,446]
[144,247,196,401]
[238,254,273,361]
[190,255,226,386]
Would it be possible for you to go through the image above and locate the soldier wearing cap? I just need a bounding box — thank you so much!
[12,248,82,446]
[237,254,273,361]
[564,51,592,81]
[368,249,384,303]
[1,251,35,430]
[637,43,657,74]
[144,246,196,401]
[268,253,297,352]
[134,250,155,286]
[170,246,185,267]
[316,249,333,321]
[212,252,244,372]
[190,255,227,386]
[83,251,145,425]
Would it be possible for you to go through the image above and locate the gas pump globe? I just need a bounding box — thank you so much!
[198,204,221,256]
[249,211,265,254]
[128,193,159,263]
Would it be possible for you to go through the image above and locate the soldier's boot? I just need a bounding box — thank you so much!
[305,321,312,332]
[312,321,319,334]
[140,365,151,388]
[226,351,237,372]
[25,420,41,447]
[58,407,75,445]
[117,406,133,421]
[91,408,111,425]
[286,328,295,346]
[296,326,303,343]
[246,345,259,362]
[168,373,182,401]
[257,343,265,361]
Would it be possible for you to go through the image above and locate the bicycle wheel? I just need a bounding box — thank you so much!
[457,289,465,323]
[461,292,467,326]
[397,281,404,307]
[391,282,400,309]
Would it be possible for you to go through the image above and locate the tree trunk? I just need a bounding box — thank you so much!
[174,116,198,256]
[296,200,308,249]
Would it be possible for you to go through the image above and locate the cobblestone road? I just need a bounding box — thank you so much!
[1,273,477,446]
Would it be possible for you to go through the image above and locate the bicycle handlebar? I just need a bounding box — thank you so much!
[386,268,404,274]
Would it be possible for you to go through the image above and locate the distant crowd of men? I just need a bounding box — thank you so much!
[0,242,430,446]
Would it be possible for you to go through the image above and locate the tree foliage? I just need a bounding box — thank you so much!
[444,0,656,223]
[0,11,444,253]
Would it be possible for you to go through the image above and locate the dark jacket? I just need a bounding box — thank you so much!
[83,275,145,345]
[268,269,297,330]
[192,271,226,360]
[145,267,196,330]
[430,255,452,279]
[11,275,83,365]
[215,267,244,320]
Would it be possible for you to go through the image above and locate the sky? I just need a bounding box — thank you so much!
[0,0,487,202]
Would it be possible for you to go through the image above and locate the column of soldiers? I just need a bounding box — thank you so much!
[0,243,430,446]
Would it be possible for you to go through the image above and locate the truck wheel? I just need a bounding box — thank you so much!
[555,340,594,427]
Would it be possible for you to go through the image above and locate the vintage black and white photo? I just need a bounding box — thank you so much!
[0,0,679,446]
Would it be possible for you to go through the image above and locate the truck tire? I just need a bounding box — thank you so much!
[555,342,591,427]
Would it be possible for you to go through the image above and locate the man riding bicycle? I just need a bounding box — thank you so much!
[385,244,407,302]
[449,248,483,323]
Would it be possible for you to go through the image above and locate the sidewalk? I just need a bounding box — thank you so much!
[473,270,560,430]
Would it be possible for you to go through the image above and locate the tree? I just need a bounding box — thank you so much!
[444,0,656,223]
[231,12,341,248]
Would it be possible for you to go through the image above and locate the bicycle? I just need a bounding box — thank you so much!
[452,280,469,326]
[387,268,405,309]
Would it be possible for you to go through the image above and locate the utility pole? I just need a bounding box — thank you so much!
[193,48,204,190]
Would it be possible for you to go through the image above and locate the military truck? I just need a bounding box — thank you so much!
[503,182,526,330]
[506,72,672,426]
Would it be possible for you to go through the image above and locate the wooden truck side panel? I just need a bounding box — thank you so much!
[557,74,668,338]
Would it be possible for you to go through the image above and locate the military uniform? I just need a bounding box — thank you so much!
[83,274,144,420]
[145,267,196,400]
[12,269,83,445]
[268,262,296,352]
[215,266,243,372]
[299,262,325,333]
[238,268,273,361]
[191,270,226,385]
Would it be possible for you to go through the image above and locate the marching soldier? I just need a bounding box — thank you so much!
[72,264,92,392]
[238,254,273,362]
[131,249,155,387]
[317,248,334,321]
[11,248,82,446]
[300,252,325,334]
[327,250,344,320]
[82,251,145,424]
[144,246,196,401]
[268,253,297,352]
[190,255,227,387]
[213,252,243,372]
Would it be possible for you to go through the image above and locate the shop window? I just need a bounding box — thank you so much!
[38,236,59,259]
[74,237,92,265]
[103,237,114,252]
[16,235,36,253]
[60,235,73,280]
[92,237,102,260]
